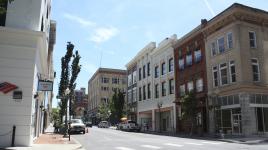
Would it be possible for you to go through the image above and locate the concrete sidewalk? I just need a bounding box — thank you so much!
[219,137,268,144]
[1,124,85,150]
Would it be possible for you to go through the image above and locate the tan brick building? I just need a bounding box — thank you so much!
[88,68,127,125]
[203,3,268,136]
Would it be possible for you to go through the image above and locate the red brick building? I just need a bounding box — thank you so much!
[173,24,207,134]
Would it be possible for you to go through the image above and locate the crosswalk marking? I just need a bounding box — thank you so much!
[202,141,224,144]
[141,145,161,149]
[185,142,203,145]
[115,147,136,150]
[164,143,184,147]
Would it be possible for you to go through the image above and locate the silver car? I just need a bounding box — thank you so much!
[69,119,86,134]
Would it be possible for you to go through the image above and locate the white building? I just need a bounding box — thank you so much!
[0,0,55,147]
[128,35,177,132]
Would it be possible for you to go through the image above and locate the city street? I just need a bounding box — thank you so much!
[73,127,268,150]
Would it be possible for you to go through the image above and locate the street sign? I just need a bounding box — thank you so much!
[38,80,53,91]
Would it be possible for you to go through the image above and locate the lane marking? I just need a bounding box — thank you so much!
[202,141,224,144]
[141,145,161,149]
[115,147,136,150]
[164,143,184,147]
[185,142,203,145]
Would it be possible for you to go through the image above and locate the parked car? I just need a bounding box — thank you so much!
[69,119,86,134]
[98,121,109,128]
[85,121,92,127]
[118,120,140,132]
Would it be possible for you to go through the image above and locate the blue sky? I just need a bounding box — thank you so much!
[51,0,267,107]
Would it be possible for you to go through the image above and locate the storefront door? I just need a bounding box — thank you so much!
[232,114,241,134]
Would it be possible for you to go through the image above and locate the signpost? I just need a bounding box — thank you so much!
[38,80,53,91]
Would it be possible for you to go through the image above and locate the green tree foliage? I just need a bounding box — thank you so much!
[58,42,81,129]
[97,102,111,121]
[69,51,81,116]
[0,0,13,14]
[58,42,74,124]
[109,90,125,123]
[181,91,198,135]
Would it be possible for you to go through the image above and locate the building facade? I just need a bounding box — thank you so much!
[127,35,177,132]
[174,26,208,134]
[0,0,55,146]
[74,88,88,119]
[203,3,268,136]
[126,62,138,121]
[88,68,127,125]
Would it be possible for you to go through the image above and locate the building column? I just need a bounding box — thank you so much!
[240,93,257,136]
[152,109,155,131]
[173,105,176,133]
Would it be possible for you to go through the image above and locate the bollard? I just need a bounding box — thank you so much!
[11,125,16,147]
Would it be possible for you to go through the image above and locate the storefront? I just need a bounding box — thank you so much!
[209,93,268,136]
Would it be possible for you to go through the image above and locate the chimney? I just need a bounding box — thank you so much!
[201,19,207,27]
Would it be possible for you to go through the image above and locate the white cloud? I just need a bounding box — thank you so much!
[203,0,215,17]
[89,27,119,44]
[63,13,96,27]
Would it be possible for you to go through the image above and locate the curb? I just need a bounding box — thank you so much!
[71,137,85,150]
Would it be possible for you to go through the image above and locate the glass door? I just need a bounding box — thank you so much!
[232,114,241,135]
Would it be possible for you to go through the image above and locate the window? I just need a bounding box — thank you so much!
[143,65,146,79]
[161,62,166,75]
[147,83,151,99]
[211,42,217,56]
[155,66,159,78]
[251,58,260,82]
[101,86,109,91]
[169,79,174,94]
[213,66,218,87]
[217,37,225,53]
[128,74,132,86]
[101,77,109,83]
[187,81,194,92]
[127,90,132,103]
[133,70,137,83]
[41,17,44,31]
[133,88,137,102]
[155,84,159,98]
[196,78,203,92]
[169,58,174,72]
[162,82,166,96]
[112,78,119,84]
[147,62,150,76]
[186,54,192,66]
[139,87,142,101]
[179,58,185,70]
[194,49,202,63]
[139,68,142,80]
[249,31,257,48]
[229,61,236,83]
[227,32,233,49]
[219,63,228,85]
[180,84,185,96]
[143,85,146,100]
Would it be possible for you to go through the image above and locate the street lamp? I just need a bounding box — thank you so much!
[157,101,163,133]
[63,88,70,138]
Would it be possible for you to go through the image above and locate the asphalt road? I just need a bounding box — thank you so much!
[73,127,268,150]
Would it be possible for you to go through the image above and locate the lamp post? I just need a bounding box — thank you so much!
[157,101,163,133]
[63,88,70,138]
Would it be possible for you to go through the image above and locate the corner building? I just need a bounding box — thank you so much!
[203,3,268,136]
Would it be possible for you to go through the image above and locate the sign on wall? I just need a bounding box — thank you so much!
[13,91,23,101]
[38,80,53,91]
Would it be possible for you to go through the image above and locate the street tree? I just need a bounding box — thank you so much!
[110,90,125,123]
[97,102,111,121]
[181,91,198,135]
[0,0,13,14]
[58,42,81,134]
